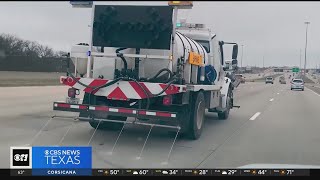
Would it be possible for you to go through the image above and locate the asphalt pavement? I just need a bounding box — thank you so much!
[1,74,320,169]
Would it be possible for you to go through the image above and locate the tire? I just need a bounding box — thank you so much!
[186,91,205,140]
[291,88,293,90]
[302,88,304,91]
[218,89,232,120]
[88,99,127,131]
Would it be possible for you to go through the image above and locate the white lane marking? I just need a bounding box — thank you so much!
[277,93,280,95]
[249,112,261,120]
[269,98,274,102]
[306,87,320,97]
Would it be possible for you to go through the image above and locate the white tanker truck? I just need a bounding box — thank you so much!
[53,2,239,140]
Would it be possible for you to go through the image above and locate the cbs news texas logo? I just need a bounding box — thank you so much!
[10,146,92,170]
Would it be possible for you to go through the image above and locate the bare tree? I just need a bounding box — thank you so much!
[0,33,60,58]
[54,50,68,58]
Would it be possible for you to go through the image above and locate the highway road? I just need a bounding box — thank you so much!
[1,74,320,169]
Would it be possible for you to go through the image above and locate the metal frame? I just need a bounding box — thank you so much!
[53,102,178,120]
[90,52,171,60]
[87,4,95,78]
[186,84,222,91]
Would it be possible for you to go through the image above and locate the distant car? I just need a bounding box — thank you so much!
[279,76,286,84]
[265,77,274,84]
[235,74,245,83]
[291,79,304,91]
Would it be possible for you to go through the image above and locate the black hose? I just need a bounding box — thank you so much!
[176,32,186,59]
[116,47,127,53]
[116,47,128,72]
[152,77,178,96]
[118,55,128,71]
[127,77,151,110]
[148,68,173,82]
[177,31,193,52]
[188,38,200,54]
[88,77,123,109]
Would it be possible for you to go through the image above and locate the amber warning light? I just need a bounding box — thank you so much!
[168,1,193,7]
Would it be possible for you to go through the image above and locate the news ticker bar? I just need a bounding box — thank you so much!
[3,169,320,176]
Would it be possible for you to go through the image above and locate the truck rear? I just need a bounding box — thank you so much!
[53,3,239,140]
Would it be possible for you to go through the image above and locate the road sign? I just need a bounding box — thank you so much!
[292,67,300,72]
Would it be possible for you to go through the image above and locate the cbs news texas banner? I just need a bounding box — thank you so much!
[10,146,92,176]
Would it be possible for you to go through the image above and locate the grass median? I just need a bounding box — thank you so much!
[0,71,64,87]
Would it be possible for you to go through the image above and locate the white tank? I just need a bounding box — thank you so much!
[70,44,98,76]
[140,33,208,82]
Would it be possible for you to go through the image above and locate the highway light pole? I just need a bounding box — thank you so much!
[262,54,265,68]
[304,21,310,76]
[241,45,244,68]
[299,49,302,70]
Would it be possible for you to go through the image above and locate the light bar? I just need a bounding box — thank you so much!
[70,1,93,8]
[168,1,193,9]
[176,23,206,29]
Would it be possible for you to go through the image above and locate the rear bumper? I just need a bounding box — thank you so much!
[53,102,177,120]
[291,85,304,89]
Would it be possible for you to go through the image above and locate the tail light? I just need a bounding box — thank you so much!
[68,88,79,98]
[163,95,172,106]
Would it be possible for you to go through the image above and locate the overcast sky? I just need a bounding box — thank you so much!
[1,1,320,68]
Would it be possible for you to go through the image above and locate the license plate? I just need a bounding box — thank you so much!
[66,97,80,104]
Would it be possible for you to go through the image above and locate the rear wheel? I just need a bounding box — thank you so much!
[185,91,205,140]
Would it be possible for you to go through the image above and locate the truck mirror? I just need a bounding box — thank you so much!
[232,44,238,60]
[232,59,238,65]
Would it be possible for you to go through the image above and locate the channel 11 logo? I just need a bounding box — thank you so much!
[10,147,32,169]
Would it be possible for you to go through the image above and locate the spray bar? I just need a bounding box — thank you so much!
[78,116,181,130]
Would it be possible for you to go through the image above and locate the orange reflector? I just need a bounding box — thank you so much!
[188,52,203,66]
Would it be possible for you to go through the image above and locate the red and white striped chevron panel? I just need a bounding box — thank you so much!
[60,76,187,100]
